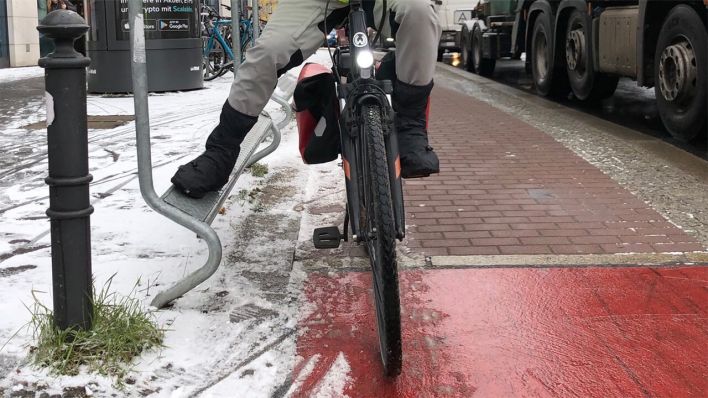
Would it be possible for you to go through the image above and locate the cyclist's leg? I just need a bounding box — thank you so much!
[228,0,347,116]
[378,0,442,178]
[172,0,347,198]
[381,0,441,85]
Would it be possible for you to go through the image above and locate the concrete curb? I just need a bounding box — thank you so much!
[426,252,708,269]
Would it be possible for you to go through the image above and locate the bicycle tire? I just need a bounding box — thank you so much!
[360,104,402,376]
[203,37,228,81]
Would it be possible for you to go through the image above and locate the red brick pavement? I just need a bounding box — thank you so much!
[403,87,706,256]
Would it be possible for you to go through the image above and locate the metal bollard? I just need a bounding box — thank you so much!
[37,10,93,332]
[231,0,241,65]
[252,0,260,42]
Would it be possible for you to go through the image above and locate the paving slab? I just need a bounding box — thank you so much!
[404,85,707,256]
[292,266,707,397]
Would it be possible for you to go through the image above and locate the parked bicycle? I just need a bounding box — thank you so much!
[300,0,404,376]
[200,4,254,81]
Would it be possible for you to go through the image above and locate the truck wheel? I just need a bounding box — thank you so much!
[654,5,707,142]
[460,27,474,72]
[531,12,569,97]
[565,10,619,101]
[473,27,496,77]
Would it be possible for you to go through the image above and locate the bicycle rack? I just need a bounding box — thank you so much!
[128,0,296,308]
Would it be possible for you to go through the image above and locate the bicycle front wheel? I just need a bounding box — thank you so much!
[360,104,402,376]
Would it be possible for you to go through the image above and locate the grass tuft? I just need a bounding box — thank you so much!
[249,162,269,178]
[27,276,164,383]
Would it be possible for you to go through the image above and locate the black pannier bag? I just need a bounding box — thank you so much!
[294,63,341,164]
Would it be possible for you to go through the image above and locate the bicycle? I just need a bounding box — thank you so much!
[200,4,254,81]
[309,0,405,376]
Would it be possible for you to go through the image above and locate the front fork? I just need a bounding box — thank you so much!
[385,122,406,240]
[341,126,362,241]
[340,91,406,242]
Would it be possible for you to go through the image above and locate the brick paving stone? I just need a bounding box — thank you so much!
[448,246,501,255]
[652,242,705,252]
[499,245,551,254]
[443,231,492,239]
[601,243,657,254]
[539,229,588,237]
[521,236,572,245]
[491,230,540,238]
[403,86,706,255]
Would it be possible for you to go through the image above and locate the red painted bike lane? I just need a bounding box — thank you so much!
[291,266,707,397]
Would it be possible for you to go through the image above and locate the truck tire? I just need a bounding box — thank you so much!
[472,27,496,77]
[531,12,569,97]
[565,10,619,101]
[654,5,707,142]
[460,27,475,72]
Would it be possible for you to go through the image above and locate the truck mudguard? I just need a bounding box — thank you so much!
[557,0,589,24]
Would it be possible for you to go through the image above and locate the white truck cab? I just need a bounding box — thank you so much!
[432,0,478,60]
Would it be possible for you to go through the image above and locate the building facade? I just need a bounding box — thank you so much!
[1,0,275,69]
[0,0,42,68]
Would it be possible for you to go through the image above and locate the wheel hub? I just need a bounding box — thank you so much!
[565,29,585,72]
[659,40,697,103]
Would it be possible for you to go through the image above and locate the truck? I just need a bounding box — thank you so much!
[434,0,480,60]
[458,0,708,142]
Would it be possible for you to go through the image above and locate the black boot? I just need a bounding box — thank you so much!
[393,80,440,179]
[171,101,258,198]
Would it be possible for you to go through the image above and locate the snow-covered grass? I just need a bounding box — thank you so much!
[27,276,164,383]
[0,51,353,396]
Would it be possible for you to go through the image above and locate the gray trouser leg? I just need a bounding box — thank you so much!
[385,0,441,86]
[227,0,440,117]
[227,0,344,117]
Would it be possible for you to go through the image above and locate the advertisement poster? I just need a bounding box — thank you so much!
[116,0,199,41]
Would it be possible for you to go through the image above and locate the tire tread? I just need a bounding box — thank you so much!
[362,104,402,377]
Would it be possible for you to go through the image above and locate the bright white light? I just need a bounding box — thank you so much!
[356,51,374,69]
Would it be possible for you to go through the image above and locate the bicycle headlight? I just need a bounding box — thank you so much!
[356,50,374,69]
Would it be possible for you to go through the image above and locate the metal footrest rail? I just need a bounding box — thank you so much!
[128,0,295,308]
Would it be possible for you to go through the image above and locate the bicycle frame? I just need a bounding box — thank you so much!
[204,17,253,63]
[335,3,406,241]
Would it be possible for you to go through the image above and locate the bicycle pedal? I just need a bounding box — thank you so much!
[313,226,343,249]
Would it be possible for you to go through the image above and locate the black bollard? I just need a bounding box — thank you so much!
[37,10,93,332]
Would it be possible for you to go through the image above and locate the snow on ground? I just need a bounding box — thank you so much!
[0,51,354,396]
[0,67,44,85]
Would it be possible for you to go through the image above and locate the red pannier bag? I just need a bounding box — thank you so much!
[294,63,341,164]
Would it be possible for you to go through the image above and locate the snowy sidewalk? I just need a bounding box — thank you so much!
[0,56,351,396]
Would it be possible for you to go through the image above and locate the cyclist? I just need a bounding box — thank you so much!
[173,0,441,198]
